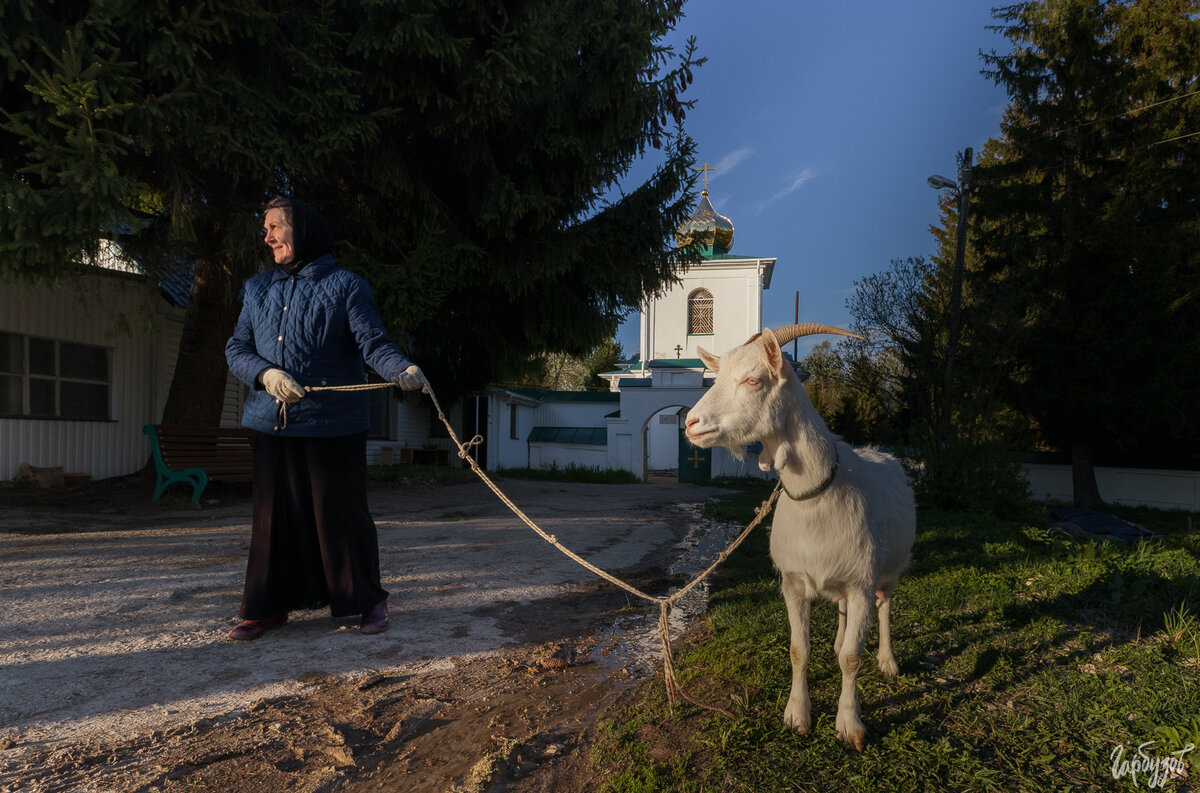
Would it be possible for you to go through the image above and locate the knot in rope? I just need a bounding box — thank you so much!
[457,435,484,460]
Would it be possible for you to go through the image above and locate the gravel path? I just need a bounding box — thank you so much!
[0,479,732,772]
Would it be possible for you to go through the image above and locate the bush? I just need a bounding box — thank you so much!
[904,442,1034,519]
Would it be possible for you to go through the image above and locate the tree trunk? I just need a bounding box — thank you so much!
[160,257,244,426]
[1071,439,1104,509]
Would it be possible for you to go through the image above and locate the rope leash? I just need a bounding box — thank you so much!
[303,378,782,713]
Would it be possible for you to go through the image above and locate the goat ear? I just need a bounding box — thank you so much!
[697,346,720,372]
[759,328,788,376]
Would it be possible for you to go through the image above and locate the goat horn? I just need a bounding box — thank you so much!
[768,323,865,345]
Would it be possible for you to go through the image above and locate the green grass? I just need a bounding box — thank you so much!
[493,463,642,484]
[366,463,478,485]
[592,489,1200,792]
[368,461,642,487]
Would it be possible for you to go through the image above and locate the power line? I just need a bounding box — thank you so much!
[1151,130,1200,146]
[971,127,1199,189]
[1042,87,1200,138]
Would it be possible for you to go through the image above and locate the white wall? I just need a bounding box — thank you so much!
[646,257,772,362]
[368,397,461,466]
[607,369,702,480]
[483,393,538,471]
[0,272,183,481]
[529,399,616,428]
[482,390,619,472]
[528,443,607,471]
[1022,464,1200,511]
[646,409,680,470]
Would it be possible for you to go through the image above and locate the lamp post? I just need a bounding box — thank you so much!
[927,146,972,448]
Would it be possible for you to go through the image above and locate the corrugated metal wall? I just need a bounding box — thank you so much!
[0,273,184,481]
[394,398,432,449]
[365,398,458,466]
[221,373,245,427]
[530,401,615,429]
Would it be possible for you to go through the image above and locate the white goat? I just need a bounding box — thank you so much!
[685,324,915,750]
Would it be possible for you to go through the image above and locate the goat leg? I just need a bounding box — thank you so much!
[834,598,847,656]
[780,573,812,733]
[835,590,873,751]
[876,585,899,678]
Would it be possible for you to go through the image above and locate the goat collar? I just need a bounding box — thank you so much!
[781,448,839,502]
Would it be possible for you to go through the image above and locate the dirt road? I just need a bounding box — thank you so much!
[0,477,733,792]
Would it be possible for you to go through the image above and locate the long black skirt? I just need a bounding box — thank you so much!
[239,432,388,620]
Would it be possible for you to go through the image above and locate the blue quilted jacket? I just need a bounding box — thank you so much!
[225,254,414,436]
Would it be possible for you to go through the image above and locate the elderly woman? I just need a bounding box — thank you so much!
[225,197,424,641]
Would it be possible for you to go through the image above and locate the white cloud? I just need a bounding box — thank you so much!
[758,167,815,211]
[710,148,754,180]
[774,167,814,200]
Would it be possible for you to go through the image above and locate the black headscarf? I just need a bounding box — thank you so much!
[268,197,333,274]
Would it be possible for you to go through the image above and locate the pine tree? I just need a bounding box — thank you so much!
[1,0,703,425]
[975,0,1200,507]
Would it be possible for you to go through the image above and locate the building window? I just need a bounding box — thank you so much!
[687,289,714,335]
[510,404,519,440]
[367,382,393,439]
[0,332,111,420]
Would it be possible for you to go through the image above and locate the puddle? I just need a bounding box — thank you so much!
[595,503,743,673]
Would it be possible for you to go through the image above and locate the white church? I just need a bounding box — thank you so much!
[475,181,780,482]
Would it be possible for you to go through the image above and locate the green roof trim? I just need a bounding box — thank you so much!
[649,358,706,368]
[503,388,618,403]
[701,252,769,261]
[527,426,607,445]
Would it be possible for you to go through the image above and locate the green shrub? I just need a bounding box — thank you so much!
[904,442,1034,520]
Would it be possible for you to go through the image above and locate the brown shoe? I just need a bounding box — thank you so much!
[229,613,287,641]
[360,600,388,635]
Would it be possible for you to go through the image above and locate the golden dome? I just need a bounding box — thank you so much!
[674,189,734,255]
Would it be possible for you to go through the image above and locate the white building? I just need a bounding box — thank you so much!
[482,185,782,482]
[0,247,239,482]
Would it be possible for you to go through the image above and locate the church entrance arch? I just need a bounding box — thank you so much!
[642,404,685,479]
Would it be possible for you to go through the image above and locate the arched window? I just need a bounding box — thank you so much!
[687,288,714,335]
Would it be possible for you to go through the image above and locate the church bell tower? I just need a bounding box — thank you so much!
[637,166,776,370]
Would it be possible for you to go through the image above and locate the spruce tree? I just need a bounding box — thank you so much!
[975,0,1200,506]
[1,0,703,425]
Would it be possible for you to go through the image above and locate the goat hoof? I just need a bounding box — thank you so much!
[836,713,866,751]
[878,656,900,678]
[783,705,811,734]
[847,734,867,752]
[836,727,867,752]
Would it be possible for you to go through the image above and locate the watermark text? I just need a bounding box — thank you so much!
[1110,741,1194,789]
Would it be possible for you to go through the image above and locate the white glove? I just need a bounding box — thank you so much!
[393,364,426,392]
[261,368,305,403]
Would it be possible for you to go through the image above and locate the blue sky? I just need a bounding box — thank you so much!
[616,0,1012,359]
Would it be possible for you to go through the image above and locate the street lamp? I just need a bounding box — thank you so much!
[927,147,973,448]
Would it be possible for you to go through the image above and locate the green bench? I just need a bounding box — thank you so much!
[143,424,255,509]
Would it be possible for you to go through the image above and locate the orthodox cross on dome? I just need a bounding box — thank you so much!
[696,162,714,192]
